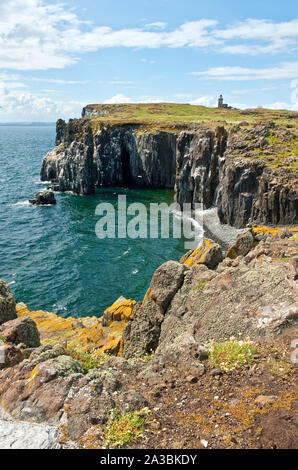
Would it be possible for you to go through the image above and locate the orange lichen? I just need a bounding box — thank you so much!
[16,297,135,357]
[252,225,298,236]
[180,239,213,268]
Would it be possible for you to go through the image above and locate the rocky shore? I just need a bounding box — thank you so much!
[0,225,297,449]
[40,104,297,227]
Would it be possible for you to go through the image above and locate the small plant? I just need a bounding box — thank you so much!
[0,334,7,343]
[268,360,293,378]
[208,338,259,372]
[289,234,298,242]
[66,347,104,373]
[102,408,148,449]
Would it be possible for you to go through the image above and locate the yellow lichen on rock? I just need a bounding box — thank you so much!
[16,297,136,357]
[180,239,223,270]
[102,296,136,323]
[252,225,298,236]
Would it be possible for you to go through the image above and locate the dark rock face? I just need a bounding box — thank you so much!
[0,316,40,348]
[29,190,56,205]
[0,280,17,325]
[40,118,297,228]
[175,126,227,209]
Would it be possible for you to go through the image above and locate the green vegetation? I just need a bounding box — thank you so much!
[289,234,298,241]
[268,359,294,378]
[85,102,298,134]
[66,347,105,373]
[102,409,148,448]
[208,338,259,372]
[0,333,7,342]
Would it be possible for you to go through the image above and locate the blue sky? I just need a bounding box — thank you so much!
[0,0,297,121]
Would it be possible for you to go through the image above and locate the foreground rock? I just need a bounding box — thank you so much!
[0,418,61,449]
[226,228,257,259]
[0,316,40,348]
[0,280,16,325]
[124,235,298,359]
[29,190,56,205]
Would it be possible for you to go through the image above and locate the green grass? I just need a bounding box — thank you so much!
[66,347,105,373]
[84,103,298,134]
[102,409,147,448]
[208,338,259,372]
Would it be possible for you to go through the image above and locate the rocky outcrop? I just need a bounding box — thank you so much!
[180,238,223,269]
[29,190,56,205]
[0,280,16,325]
[226,228,257,259]
[123,235,298,359]
[0,316,40,348]
[40,114,297,228]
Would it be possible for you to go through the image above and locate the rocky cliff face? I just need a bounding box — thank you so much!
[41,116,297,228]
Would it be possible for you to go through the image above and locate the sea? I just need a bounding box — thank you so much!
[0,125,240,318]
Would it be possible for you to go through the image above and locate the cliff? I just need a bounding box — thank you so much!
[41,103,297,228]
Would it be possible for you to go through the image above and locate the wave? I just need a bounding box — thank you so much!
[13,200,31,207]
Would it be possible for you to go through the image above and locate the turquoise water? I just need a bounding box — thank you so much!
[0,126,187,317]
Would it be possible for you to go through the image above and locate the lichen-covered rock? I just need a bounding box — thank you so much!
[123,261,187,358]
[0,280,17,325]
[0,316,40,348]
[180,238,223,269]
[226,228,257,259]
[102,296,136,323]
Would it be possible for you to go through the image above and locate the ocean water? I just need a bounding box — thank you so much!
[0,126,190,317]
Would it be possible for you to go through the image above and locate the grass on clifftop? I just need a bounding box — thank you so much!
[85,102,298,133]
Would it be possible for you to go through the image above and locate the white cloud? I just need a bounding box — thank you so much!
[192,62,298,81]
[0,75,84,121]
[1,2,298,71]
[103,94,132,104]
[189,95,216,106]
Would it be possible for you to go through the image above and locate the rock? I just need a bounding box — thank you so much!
[186,375,198,383]
[120,390,148,411]
[0,419,61,449]
[226,228,257,259]
[180,239,223,270]
[0,280,17,325]
[255,395,276,407]
[123,261,187,358]
[0,316,40,348]
[29,190,56,205]
[210,368,223,377]
[102,296,136,323]
[274,228,293,239]
[0,343,24,370]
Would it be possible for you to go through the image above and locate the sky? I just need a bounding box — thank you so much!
[0,0,298,122]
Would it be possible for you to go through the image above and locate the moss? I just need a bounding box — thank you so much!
[208,338,259,372]
[102,408,148,448]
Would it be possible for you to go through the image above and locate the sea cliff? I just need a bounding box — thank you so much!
[41,103,297,227]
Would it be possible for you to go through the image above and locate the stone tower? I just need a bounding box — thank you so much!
[218,94,224,108]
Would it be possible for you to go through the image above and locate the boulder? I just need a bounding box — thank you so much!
[0,316,40,348]
[0,280,17,325]
[180,238,223,270]
[123,261,187,358]
[226,228,257,259]
[29,190,56,205]
[102,296,136,323]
